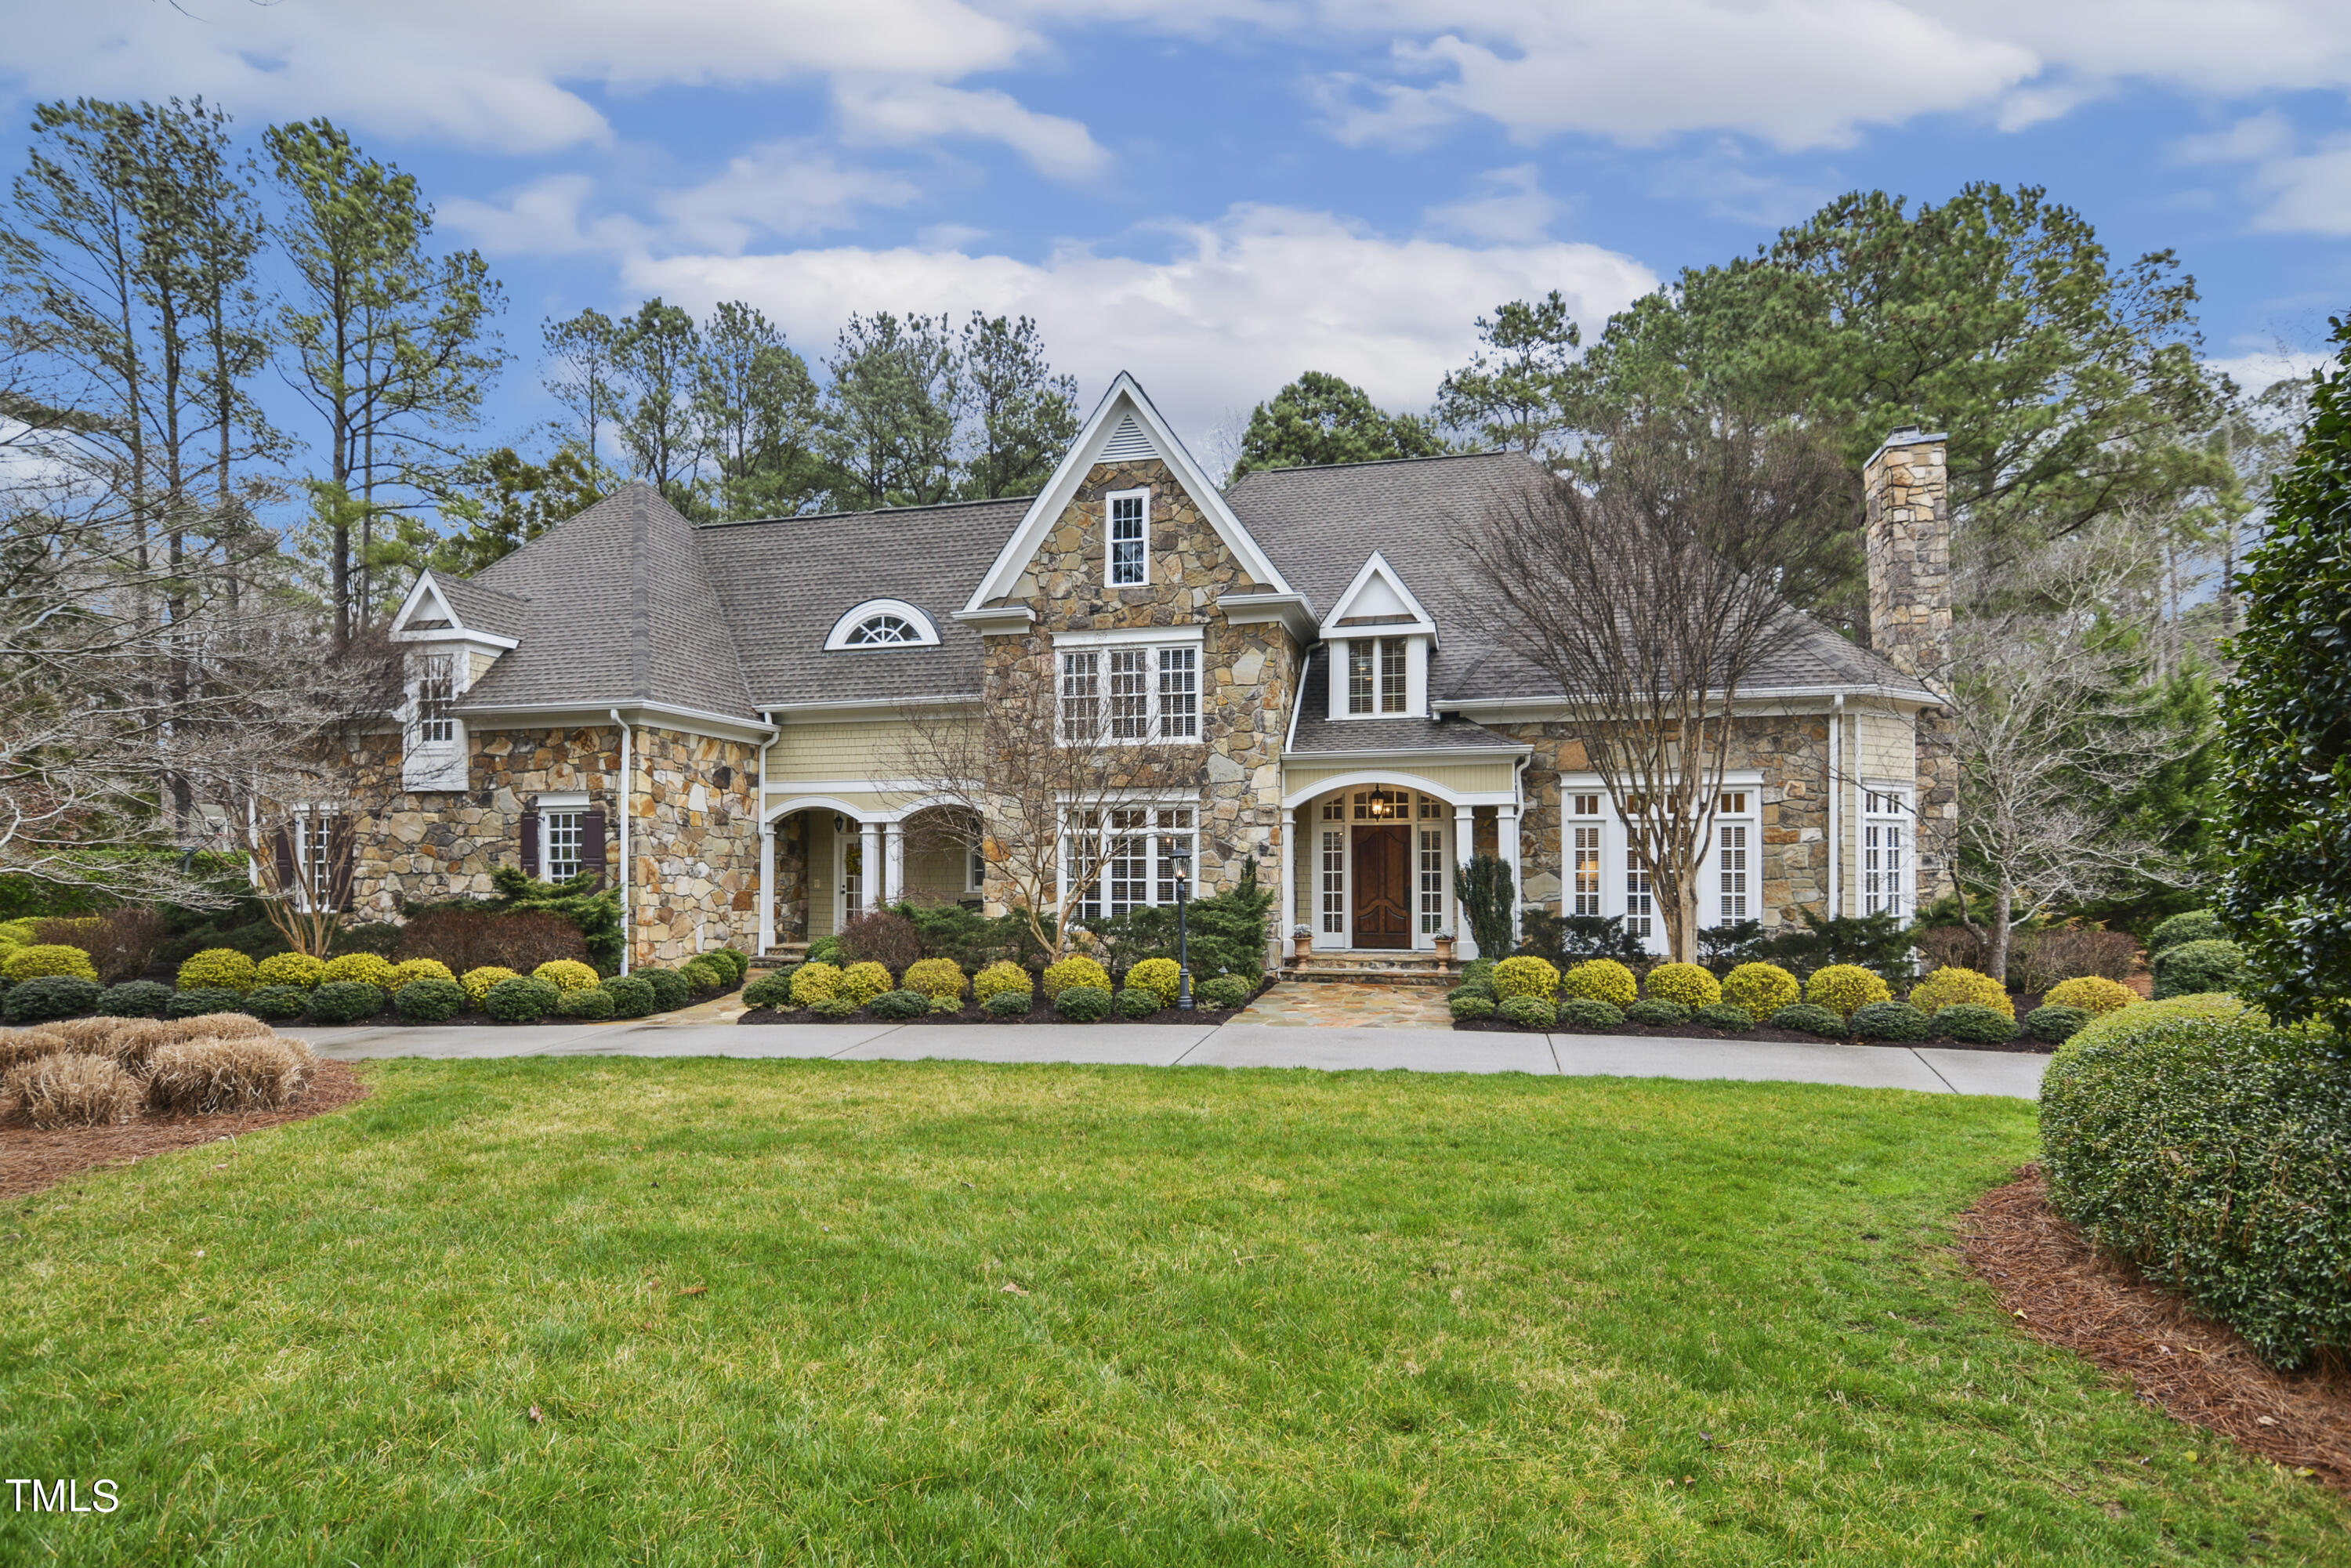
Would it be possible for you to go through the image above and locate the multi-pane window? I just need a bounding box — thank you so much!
[967,839,987,894]
[1060,643,1200,743]
[1380,639,1407,713]
[1106,809,1150,913]
[1863,789,1908,917]
[1320,828,1346,935]
[1344,638,1409,715]
[304,814,336,905]
[845,614,920,646]
[1346,642,1375,715]
[543,810,582,882]
[1569,794,1602,918]
[842,835,864,920]
[1418,827,1446,934]
[1626,851,1654,941]
[1108,491,1147,585]
[1154,808,1195,905]
[415,655,455,744]
[1069,806,1197,922]
[1717,821,1749,921]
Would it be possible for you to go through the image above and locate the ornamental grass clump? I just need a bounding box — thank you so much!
[0,1024,67,1070]
[1907,965,2012,1019]
[9,943,101,984]
[255,953,328,990]
[1491,955,1560,1000]
[788,962,843,1006]
[1804,964,1891,1019]
[1643,961,1720,1010]
[1041,956,1109,1001]
[1720,962,1799,1017]
[838,961,893,1005]
[2043,976,2136,1016]
[5,1052,139,1128]
[319,953,397,990]
[1559,959,1636,1009]
[146,1035,315,1114]
[1124,958,1181,1009]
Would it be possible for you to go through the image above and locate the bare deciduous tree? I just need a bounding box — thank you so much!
[886,639,1191,960]
[1465,411,1857,960]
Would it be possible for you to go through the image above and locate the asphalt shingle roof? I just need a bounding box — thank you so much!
[1286,646,1524,755]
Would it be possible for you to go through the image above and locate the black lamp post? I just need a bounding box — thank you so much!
[1170,838,1194,1011]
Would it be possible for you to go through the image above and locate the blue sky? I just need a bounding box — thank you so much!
[7,2,2347,461]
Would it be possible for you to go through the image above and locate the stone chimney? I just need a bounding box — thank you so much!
[1862,426,1956,899]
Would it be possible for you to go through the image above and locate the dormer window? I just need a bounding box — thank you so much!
[1343,636,1414,716]
[846,613,919,646]
[825,599,941,651]
[416,656,456,743]
[1107,488,1148,586]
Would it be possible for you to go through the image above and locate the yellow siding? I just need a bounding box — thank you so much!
[1855,709,1914,787]
[1282,758,1516,798]
[767,719,915,782]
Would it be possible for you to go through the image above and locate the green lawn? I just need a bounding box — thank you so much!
[2,1061,2341,1565]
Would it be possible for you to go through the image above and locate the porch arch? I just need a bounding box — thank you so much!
[1279,774,1520,961]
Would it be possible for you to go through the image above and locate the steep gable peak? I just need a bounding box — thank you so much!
[1324,551,1436,641]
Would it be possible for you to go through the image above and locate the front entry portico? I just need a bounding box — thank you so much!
[1285,783,1497,956]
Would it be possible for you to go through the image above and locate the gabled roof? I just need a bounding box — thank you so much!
[1286,646,1523,756]
[1322,550,1437,640]
[962,371,1298,612]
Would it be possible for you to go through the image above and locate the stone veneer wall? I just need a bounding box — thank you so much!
[984,455,1299,910]
[1864,435,1958,892]
[629,726,761,964]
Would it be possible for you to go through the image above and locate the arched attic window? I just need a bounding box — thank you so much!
[825,599,941,651]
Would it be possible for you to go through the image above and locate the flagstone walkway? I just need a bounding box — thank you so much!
[1235,980,1456,1029]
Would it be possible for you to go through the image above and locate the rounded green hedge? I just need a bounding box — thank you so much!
[1197,974,1251,1010]
[2153,938,2244,999]
[604,974,658,1019]
[741,971,797,1009]
[1556,998,1625,1030]
[168,986,247,1019]
[810,995,862,1019]
[306,981,386,1024]
[984,988,1033,1017]
[1114,987,1161,1019]
[679,957,727,993]
[480,976,556,1023]
[2024,1004,2091,1044]
[707,947,749,983]
[4,974,98,1023]
[638,968,691,1012]
[1937,1003,2020,1045]
[556,986,616,1019]
[1694,1002,1756,1032]
[1448,992,1496,1021]
[1850,1001,1932,1041]
[1052,985,1113,1023]
[1625,998,1690,1027]
[245,985,312,1022]
[2147,909,2222,954]
[1770,1003,1846,1037]
[397,979,468,1023]
[97,980,173,1019]
[868,989,930,1021]
[2041,1013,2350,1369]
[1498,994,1557,1030]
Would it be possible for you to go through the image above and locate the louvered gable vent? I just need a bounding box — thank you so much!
[1099,413,1154,462]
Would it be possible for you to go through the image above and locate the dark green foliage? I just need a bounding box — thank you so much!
[1694,1003,1757,1032]
[2042,1016,2351,1368]
[1498,995,1556,1030]
[806,936,842,965]
[97,980,173,1018]
[395,980,467,1023]
[1114,987,1161,1020]
[1452,856,1515,965]
[3,975,99,1022]
[867,989,930,1021]
[168,987,246,1019]
[306,982,386,1024]
[1448,979,1498,1005]
[433,444,608,571]
[1624,999,1690,1027]
[478,867,624,972]
[1937,1004,2020,1045]
[2025,1005,2092,1044]
[480,977,554,1023]
[638,969,690,1012]
[1230,371,1445,477]
[1448,993,1497,1021]
[810,996,862,1020]
[984,988,1033,1018]
[1555,998,1625,1030]
[1459,958,1494,987]
[1052,986,1113,1023]
[557,987,616,1019]
[1520,911,1646,966]
[1086,864,1276,985]
[1701,911,1916,979]
[154,918,289,969]
[707,947,749,983]
[603,974,658,1019]
[1850,1001,1932,1041]
[679,958,726,993]
[1771,1003,1847,1037]
[2151,938,2244,1000]
[900,903,1038,973]
[2147,909,2222,954]
[2218,319,2351,1040]
[244,985,310,1023]
[1197,974,1251,1010]
[741,971,798,1009]
[335,923,405,958]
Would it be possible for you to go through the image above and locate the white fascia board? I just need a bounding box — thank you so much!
[395,627,520,651]
[760,695,979,718]
[1321,552,1438,643]
[389,573,454,636]
[1218,591,1317,641]
[951,606,1035,636]
[1052,623,1205,649]
[960,374,1298,614]
[450,700,778,744]
[1283,744,1531,763]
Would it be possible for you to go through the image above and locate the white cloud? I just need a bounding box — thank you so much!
[613,205,1658,436]
[832,80,1110,180]
[1422,165,1564,242]
[2166,114,2351,234]
[2207,347,2330,394]
[2173,113,2297,166]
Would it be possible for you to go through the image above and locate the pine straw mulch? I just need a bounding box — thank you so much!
[1958,1166,2351,1497]
[0,1059,371,1200]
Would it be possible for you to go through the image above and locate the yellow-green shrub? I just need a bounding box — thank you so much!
[11,943,101,984]
[1908,965,2014,1019]
[839,961,893,1005]
[789,961,842,1006]
[1125,958,1182,1008]
[973,961,1031,1003]
[2069,992,2259,1053]
[532,959,601,993]
[461,966,520,1006]
[1721,962,1799,1016]
[0,917,38,951]
[255,952,326,990]
[2045,976,2138,1016]
[319,953,396,990]
[903,958,967,1001]
[1041,955,1109,1001]
[1492,955,1561,999]
[1559,958,1637,1009]
[1643,961,1722,1009]
[388,958,457,990]
[1806,964,1892,1019]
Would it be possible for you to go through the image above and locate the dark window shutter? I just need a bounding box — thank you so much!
[581,808,607,873]
[271,828,297,893]
[333,815,357,911]
[519,809,540,877]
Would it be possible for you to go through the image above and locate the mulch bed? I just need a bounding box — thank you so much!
[1451,1016,2053,1052]
[1958,1166,2351,1497]
[0,1060,372,1200]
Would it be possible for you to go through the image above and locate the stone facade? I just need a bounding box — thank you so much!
[1864,432,1958,891]
[629,727,761,963]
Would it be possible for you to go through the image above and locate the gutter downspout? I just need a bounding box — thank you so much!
[1512,751,1533,945]
[756,712,780,956]
[1828,694,1843,924]
[610,708,632,976]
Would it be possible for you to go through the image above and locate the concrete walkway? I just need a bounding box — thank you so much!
[299,1017,2048,1099]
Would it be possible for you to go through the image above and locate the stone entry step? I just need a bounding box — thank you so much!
[1283,953,1460,988]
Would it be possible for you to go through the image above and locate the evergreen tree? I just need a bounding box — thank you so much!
[1230,371,1445,478]
[956,312,1077,499]
[820,310,958,509]
[1435,290,1581,459]
[425,445,607,575]
[542,307,624,482]
[695,299,823,520]
[611,298,701,505]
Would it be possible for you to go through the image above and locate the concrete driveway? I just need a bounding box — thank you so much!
[299,1018,2048,1099]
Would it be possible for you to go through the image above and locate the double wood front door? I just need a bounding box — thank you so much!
[1351,826,1411,948]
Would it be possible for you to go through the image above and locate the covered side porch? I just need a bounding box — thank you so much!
[755,793,982,956]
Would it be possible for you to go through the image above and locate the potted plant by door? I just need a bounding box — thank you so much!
[1291,924,1313,965]
[1434,929,1457,965]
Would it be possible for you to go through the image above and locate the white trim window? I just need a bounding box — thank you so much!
[1059,641,1201,743]
[1319,799,1346,936]
[543,809,584,882]
[1067,805,1197,922]
[825,598,941,650]
[1713,791,1753,925]
[1862,788,1910,918]
[415,654,456,744]
[1625,848,1655,943]
[1344,637,1410,716]
[302,813,336,906]
[1107,488,1149,586]
[1417,824,1447,936]
[1569,793,1603,918]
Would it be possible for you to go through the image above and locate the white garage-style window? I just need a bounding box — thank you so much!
[824,598,941,650]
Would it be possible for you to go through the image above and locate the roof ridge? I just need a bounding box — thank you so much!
[1226,448,1527,483]
[695,493,1038,530]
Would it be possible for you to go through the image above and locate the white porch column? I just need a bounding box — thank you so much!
[1498,802,1523,946]
[1454,804,1478,959]
[883,818,905,905]
[859,820,882,918]
[1277,806,1296,963]
[757,817,777,954]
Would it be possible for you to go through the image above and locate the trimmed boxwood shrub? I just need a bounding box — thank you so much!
[1492,955,1561,999]
[1625,999,1690,1027]
[557,986,616,1019]
[741,971,797,1009]
[2,943,98,985]
[1448,992,1496,1020]
[679,958,726,993]
[639,968,692,1012]
[984,987,1034,1017]
[1721,961,1800,1016]
[97,980,174,1018]
[2146,909,2222,954]
[1124,958,1181,1009]
[1850,1001,1932,1041]
[1908,965,2013,1019]
[397,979,468,1023]
[174,947,254,992]
[1694,1003,1756,1032]
[1115,987,1161,1019]
[255,952,328,990]
[534,959,602,993]
[868,988,930,1021]
[1556,998,1625,1030]
[1771,1003,1846,1037]
[1041,956,1110,1001]
[1197,974,1252,1010]
[1498,994,1556,1029]
[1643,961,1721,1009]
[1559,959,1636,1009]
[168,986,248,1019]
[2152,938,2244,999]
[306,981,386,1024]
[1053,984,1114,1023]
[2045,976,2137,1016]
[320,953,397,990]
[707,947,750,983]
[1938,1003,2020,1045]
[1806,964,1893,1018]
[2041,1013,2351,1368]
[973,961,1031,1005]
[245,985,311,1022]
[810,995,862,1019]
[903,958,967,1004]
[837,961,892,1005]
[4,974,100,1023]
[2024,1004,2092,1044]
[603,974,658,1018]
[481,976,556,1023]
[461,966,520,1007]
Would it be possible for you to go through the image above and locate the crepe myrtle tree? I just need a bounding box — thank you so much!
[886,641,1194,961]
[1464,409,1856,962]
